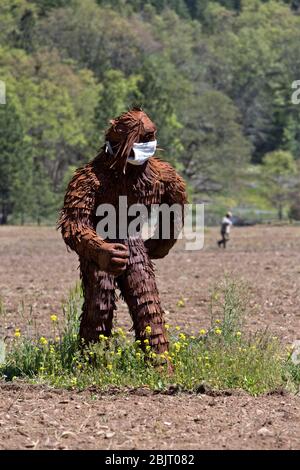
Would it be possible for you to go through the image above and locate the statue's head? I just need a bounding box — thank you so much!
[105,107,157,173]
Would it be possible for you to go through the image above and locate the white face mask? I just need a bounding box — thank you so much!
[127,140,157,166]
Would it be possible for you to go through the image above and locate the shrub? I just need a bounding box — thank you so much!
[1,279,299,396]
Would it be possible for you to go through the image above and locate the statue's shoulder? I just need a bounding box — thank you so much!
[69,159,102,191]
[149,157,182,184]
[149,157,177,182]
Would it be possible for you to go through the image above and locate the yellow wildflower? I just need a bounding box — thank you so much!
[190,335,196,340]
[215,328,222,335]
[39,336,48,345]
[136,352,141,359]
[165,324,170,330]
[199,329,206,335]
[145,325,152,334]
[117,327,126,337]
[107,364,113,371]
[50,314,58,322]
[179,333,186,341]
[175,326,181,331]
[215,319,221,324]
[144,339,149,345]
[14,329,21,338]
[236,331,242,337]
[160,352,169,359]
[177,299,185,307]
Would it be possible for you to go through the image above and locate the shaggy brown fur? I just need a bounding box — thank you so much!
[58,108,187,354]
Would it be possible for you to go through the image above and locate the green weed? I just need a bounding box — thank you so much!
[1,278,299,396]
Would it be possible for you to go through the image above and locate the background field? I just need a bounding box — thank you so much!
[1,0,300,452]
[0,225,299,450]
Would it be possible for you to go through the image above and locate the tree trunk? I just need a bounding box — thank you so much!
[1,204,8,225]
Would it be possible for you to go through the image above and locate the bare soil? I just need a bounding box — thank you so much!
[0,225,300,449]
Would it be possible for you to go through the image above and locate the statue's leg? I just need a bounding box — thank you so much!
[117,239,169,354]
[79,259,116,344]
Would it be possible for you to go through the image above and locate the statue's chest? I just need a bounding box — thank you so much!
[94,174,165,237]
[96,174,165,207]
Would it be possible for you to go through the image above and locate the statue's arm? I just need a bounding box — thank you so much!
[145,161,188,259]
[58,164,128,275]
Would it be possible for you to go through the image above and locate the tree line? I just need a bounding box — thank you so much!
[1,0,300,224]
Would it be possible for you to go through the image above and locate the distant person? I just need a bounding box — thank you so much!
[217,212,233,248]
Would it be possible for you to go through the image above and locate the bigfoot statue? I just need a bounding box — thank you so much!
[58,107,187,354]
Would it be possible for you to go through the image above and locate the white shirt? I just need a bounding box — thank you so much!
[222,216,233,234]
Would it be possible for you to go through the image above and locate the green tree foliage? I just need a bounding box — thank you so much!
[94,70,142,143]
[0,92,56,225]
[136,54,191,165]
[35,0,156,79]
[261,150,298,219]
[181,90,251,192]
[0,0,37,49]
[31,0,72,15]
[1,0,300,222]
[0,100,26,224]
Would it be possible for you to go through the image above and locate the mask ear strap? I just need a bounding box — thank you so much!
[105,141,114,155]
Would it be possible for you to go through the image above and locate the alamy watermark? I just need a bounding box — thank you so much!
[0,80,6,105]
[291,80,300,104]
[96,197,204,251]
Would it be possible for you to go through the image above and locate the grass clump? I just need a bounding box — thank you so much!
[1,278,299,396]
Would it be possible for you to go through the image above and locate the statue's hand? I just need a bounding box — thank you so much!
[144,239,171,259]
[97,243,129,276]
